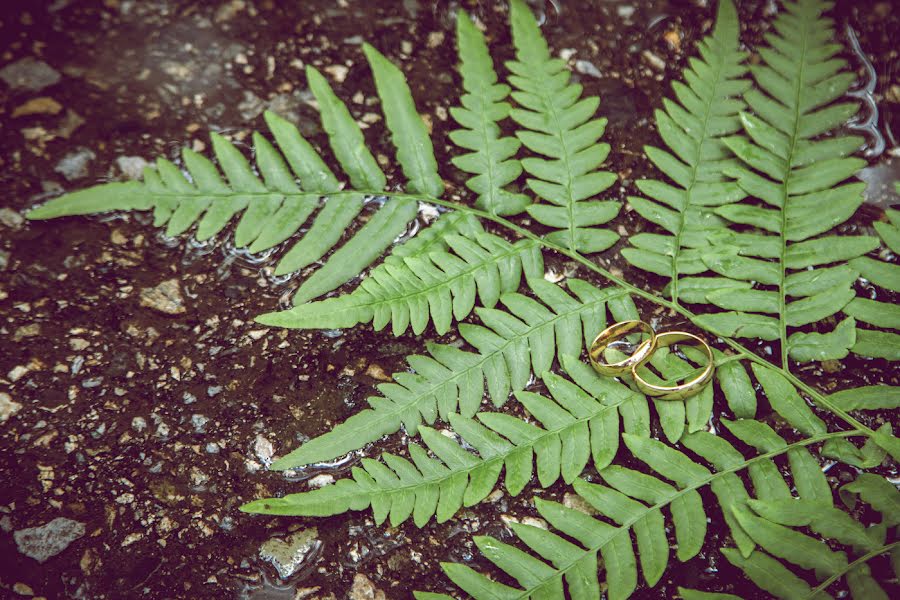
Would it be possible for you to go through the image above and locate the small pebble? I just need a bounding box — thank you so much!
[0,392,23,424]
[0,57,61,91]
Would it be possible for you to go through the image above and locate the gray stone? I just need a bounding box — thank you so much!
[0,392,22,424]
[575,60,603,79]
[115,156,149,180]
[191,414,209,433]
[349,573,386,600]
[258,528,319,579]
[0,57,61,91]
[54,148,96,181]
[140,279,186,315]
[0,208,24,229]
[14,517,85,563]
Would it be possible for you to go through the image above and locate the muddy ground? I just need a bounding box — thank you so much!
[1,0,898,599]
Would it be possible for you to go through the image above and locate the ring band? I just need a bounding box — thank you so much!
[589,320,657,376]
[631,331,714,400]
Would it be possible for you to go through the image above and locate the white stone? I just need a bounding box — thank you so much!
[0,393,22,424]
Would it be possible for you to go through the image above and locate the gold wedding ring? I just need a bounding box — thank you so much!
[589,320,658,376]
[631,331,714,401]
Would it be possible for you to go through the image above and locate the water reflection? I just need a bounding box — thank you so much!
[845,25,885,158]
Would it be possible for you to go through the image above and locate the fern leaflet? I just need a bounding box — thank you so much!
[257,222,543,335]
[450,10,530,216]
[242,366,641,525]
[506,0,620,253]
[724,474,900,599]
[844,209,900,359]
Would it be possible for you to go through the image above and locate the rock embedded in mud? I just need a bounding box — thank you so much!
[0,57,61,91]
[258,527,320,579]
[349,573,387,600]
[0,392,23,424]
[253,434,274,465]
[139,279,186,315]
[54,148,96,181]
[115,155,149,180]
[14,517,85,563]
[0,208,25,230]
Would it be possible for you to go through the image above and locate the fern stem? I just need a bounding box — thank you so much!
[804,541,900,599]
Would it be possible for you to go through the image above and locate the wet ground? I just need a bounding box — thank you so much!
[1,0,898,599]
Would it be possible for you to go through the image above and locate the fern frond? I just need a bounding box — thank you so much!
[256,224,543,335]
[430,361,880,600]
[242,367,642,525]
[28,46,444,306]
[270,279,633,469]
[435,422,851,600]
[724,473,900,599]
[622,0,751,302]
[685,0,878,365]
[844,213,900,360]
[505,0,620,253]
[450,10,530,216]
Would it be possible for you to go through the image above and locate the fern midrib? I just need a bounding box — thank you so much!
[775,15,811,370]
[354,399,625,509]
[317,189,880,444]
[671,42,730,306]
[502,429,858,599]
[804,540,900,599]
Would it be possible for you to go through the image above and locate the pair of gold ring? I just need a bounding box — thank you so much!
[588,320,714,401]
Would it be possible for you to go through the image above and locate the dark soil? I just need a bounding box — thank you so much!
[0,1,898,599]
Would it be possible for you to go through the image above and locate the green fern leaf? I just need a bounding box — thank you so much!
[872,206,900,254]
[828,385,900,411]
[622,0,751,303]
[685,0,878,365]
[433,373,860,600]
[269,279,633,469]
[27,47,446,307]
[724,474,899,599]
[721,548,818,599]
[450,10,530,216]
[362,43,444,198]
[257,225,543,335]
[822,423,890,469]
[506,0,620,253]
[242,368,641,525]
